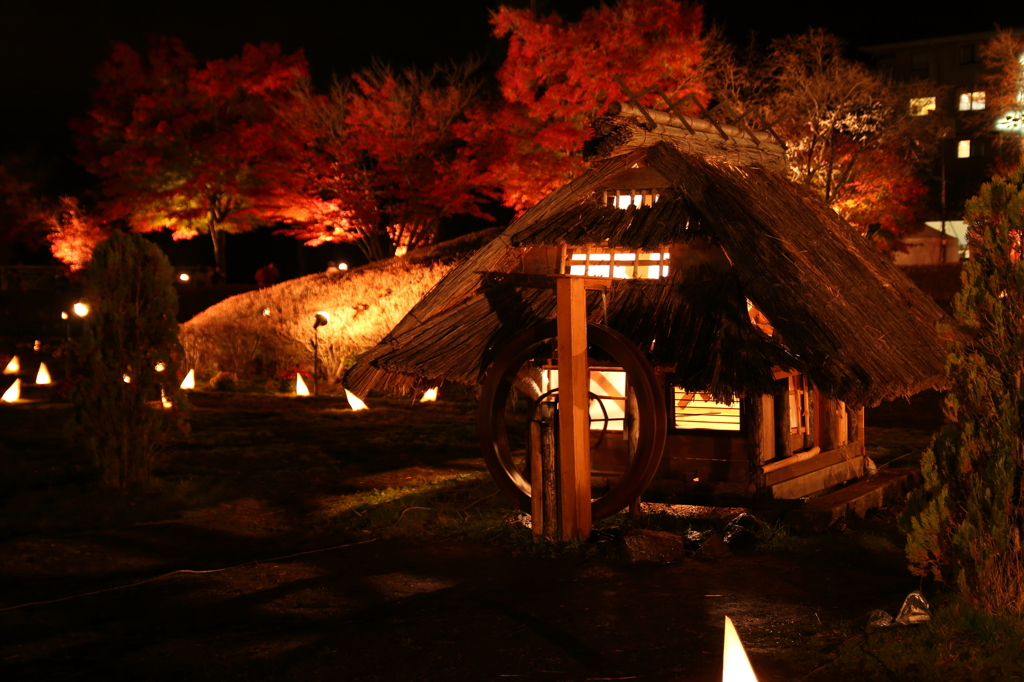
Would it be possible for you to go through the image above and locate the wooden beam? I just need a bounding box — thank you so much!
[773,378,792,461]
[556,276,592,541]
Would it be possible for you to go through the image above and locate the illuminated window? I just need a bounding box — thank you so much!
[602,189,660,209]
[909,97,936,117]
[958,91,986,111]
[789,375,809,435]
[540,367,626,432]
[673,389,741,431]
[957,139,972,158]
[564,247,670,280]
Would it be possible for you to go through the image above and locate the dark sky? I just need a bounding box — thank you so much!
[1,0,1021,192]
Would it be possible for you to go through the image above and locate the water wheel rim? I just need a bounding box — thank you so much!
[477,321,667,521]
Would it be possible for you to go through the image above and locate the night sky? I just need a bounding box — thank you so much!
[1,1,1020,273]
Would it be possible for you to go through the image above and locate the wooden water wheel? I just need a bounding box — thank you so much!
[477,322,667,521]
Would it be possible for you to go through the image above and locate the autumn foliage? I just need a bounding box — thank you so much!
[278,63,490,261]
[76,38,308,271]
[45,197,112,272]
[459,0,706,212]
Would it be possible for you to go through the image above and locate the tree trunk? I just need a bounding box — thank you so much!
[210,225,227,275]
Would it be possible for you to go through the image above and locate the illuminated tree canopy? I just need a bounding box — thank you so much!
[77,38,309,272]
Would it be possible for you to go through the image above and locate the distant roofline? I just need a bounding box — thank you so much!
[860,29,1021,54]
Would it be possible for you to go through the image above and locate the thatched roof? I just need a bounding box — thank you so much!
[346,143,950,407]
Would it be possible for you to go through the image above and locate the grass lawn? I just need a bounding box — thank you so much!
[1,389,1022,681]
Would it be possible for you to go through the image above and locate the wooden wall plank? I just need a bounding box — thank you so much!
[557,276,592,540]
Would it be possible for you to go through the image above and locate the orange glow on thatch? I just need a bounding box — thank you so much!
[420,387,438,402]
[345,389,369,411]
[1,379,21,402]
[4,356,20,374]
[35,363,51,385]
[295,373,310,396]
[180,369,195,390]
[723,616,758,682]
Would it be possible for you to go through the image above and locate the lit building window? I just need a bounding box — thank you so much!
[673,389,741,431]
[602,189,660,209]
[909,97,936,116]
[540,368,627,432]
[959,91,986,111]
[957,139,972,158]
[565,248,670,280]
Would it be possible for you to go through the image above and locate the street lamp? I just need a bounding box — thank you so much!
[312,311,329,395]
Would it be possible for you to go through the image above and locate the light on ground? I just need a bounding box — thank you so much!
[723,616,758,682]
[36,363,51,385]
[3,356,19,374]
[1,379,21,402]
[155,362,166,372]
[73,302,89,317]
[420,387,438,402]
[161,389,173,409]
[295,373,310,396]
[346,389,369,411]
[180,369,195,390]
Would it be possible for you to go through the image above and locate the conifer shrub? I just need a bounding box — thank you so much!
[901,164,1024,613]
[71,231,190,489]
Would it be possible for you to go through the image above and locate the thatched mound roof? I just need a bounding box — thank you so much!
[347,144,949,407]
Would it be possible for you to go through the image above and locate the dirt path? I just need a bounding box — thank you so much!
[1,524,918,681]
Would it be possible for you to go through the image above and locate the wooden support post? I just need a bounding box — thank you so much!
[626,385,642,520]
[773,378,792,461]
[556,276,592,541]
[530,402,559,542]
[820,397,838,452]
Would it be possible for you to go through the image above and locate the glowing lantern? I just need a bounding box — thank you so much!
[179,273,190,282]
[339,262,349,271]
[295,373,310,396]
[723,616,758,682]
[3,356,19,374]
[180,369,195,390]
[161,389,173,409]
[123,374,131,384]
[35,363,51,385]
[33,340,40,351]
[61,311,69,320]
[155,362,166,372]
[420,387,438,402]
[1,379,20,402]
[73,302,89,317]
[346,389,369,411]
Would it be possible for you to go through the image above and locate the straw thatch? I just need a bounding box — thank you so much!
[347,142,950,407]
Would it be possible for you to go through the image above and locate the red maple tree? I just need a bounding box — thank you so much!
[458,0,706,212]
[278,62,491,260]
[76,38,308,273]
[45,197,113,272]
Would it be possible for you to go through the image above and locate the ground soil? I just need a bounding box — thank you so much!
[0,390,939,681]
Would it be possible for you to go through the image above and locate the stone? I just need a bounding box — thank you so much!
[619,529,686,564]
[693,533,732,561]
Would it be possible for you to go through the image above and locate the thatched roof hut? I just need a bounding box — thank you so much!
[347,142,949,409]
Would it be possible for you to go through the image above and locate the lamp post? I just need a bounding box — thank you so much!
[63,302,90,379]
[312,311,330,396]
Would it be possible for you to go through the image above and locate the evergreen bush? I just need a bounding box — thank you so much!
[71,231,189,489]
[901,164,1024,613]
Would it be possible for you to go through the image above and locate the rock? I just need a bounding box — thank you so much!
[619,529,686,564]
[694,533,732,561]
[723,525,759,552]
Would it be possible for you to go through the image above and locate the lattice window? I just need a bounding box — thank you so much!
[540,367,627,432]
[564,247,670,280]
[601,189,660,209]
[673,389,741,431]
[958,91,986,111]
